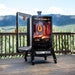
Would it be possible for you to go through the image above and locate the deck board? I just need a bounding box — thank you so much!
[0,55,75,75]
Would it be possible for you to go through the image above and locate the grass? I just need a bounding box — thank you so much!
[53,24,75,32]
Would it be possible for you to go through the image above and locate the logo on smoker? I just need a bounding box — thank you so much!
[37,22,43,35]
[38,24,42,32]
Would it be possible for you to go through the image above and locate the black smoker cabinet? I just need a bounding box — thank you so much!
[16,11,57,65]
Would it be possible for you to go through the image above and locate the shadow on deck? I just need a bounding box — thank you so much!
[0,55,75,75]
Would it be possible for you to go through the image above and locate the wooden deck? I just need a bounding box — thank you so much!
[0,55,75,75]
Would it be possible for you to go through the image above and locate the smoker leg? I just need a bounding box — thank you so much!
[51,48,57,64]
[24,52,28,62]
[44,56,47,60]
[31,52,35,65]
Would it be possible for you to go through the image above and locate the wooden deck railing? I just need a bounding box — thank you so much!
[53,33,75,54]
[0,32,75,57]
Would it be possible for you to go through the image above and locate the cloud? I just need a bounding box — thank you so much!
[0,4,20,15]
[43,7,75,15]
[0,4,39,16]
[0,4,75,16]
[42,7,64,15]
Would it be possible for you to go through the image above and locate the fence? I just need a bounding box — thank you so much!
[53,33,75,54]
[0,32,75,58]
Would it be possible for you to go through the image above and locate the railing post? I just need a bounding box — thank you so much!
[0,33,3,57]
[58,35,60,54]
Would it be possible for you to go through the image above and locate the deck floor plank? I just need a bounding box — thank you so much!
[0,55,75,75]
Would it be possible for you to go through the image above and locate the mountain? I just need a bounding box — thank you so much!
[0,15,27,27]
[45,14,75,26]
[51,14,75,26]
[0,15,16,27]
[0,14,75,27]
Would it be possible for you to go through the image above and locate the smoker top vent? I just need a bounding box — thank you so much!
[37,11,42,16]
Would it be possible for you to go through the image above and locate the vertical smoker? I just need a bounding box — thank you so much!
[16,11,57,65]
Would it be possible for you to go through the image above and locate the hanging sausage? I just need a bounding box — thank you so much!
[35,22,37,35]
[47,22,51,35]
[43,23,46,35]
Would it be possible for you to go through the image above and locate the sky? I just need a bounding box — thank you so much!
[0,0,75,16]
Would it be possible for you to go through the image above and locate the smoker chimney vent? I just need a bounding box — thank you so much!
[37,11,42,16]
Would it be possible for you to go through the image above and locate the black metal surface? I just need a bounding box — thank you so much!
[16,12,19,53]
[16,12,32,53]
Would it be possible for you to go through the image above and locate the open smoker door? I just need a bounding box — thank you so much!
[16,12,32,53]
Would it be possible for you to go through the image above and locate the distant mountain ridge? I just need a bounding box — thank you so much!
[0,14,75,27]
[50,14,75,26]
[0,15,16,27]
